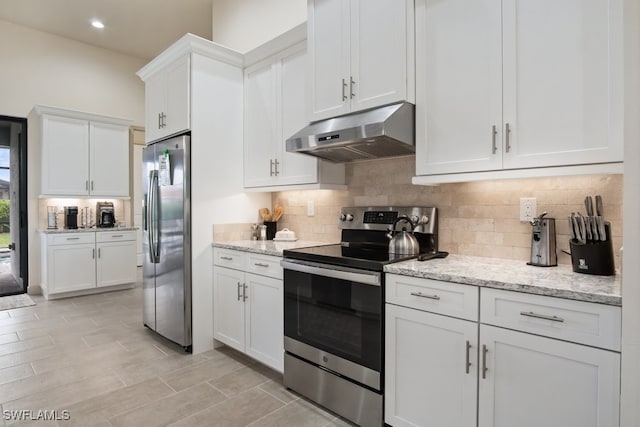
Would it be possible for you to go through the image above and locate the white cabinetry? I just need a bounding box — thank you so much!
[33,106,131,197]
[308,0,414,121]
[243,24,345,191]
[40,231,137,299]
[213,248,284,372]
[385,274,479,427]
[144,55,190,143]
[414,0,623,183]
[385,274,622,427]
[479,288,621,427]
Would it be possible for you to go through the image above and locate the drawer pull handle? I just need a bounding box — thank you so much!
[66,237,81,240]
[519,311,565,323]
[410,291,440,300]
[220,256,233,261]
[243,283,248,301]
[111,234,124,238]
[237,282,242,301]
[465,340,472,374]
[482,344,488,379]
[254,262,269,268]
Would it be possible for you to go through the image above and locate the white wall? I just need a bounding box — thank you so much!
[621,0,640,425]
[211,0,306,52]
[0,20,146,125]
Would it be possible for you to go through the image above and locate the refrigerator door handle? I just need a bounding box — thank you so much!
[149,170,160,263]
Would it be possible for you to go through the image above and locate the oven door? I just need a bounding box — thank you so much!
[281,259,382,389]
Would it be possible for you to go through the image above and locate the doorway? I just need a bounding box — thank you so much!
[0,115,28,296]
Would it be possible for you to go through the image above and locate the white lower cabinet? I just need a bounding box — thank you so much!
[478,324,620,427]
[41,231,137,299]
[213,248,284,372]
[384,274,621,427]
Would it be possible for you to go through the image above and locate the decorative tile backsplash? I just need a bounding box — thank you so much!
[271,156,623,266]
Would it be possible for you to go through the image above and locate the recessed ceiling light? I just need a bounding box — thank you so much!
[91,20,104,29]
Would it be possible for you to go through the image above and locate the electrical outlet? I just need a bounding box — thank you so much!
[519,198,537,222]
[307,200,315,217]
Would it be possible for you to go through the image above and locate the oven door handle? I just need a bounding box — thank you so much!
[281,260,381,286]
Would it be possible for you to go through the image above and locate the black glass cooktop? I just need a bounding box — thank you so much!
[283,243,418,272]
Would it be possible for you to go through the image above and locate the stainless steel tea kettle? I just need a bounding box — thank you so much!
[388,216,420,255]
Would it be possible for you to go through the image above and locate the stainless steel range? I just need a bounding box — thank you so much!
[281,206,438,426]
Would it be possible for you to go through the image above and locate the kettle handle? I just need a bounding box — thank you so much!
[392,216,415,232]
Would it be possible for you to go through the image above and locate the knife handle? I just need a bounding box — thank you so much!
[597,217,607,241]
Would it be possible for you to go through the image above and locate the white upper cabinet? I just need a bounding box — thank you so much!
[89,122,130,197]
[415,0,623,182]
[308,0,415,121]
[144,55,190,143]
[34,106,131,198]
[243,24,345,191]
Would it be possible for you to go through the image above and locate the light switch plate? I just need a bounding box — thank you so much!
[307,200,315,217]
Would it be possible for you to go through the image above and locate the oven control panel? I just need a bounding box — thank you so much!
[338,206,437,234]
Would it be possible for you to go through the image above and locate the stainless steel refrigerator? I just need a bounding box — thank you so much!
[142,133,192,351]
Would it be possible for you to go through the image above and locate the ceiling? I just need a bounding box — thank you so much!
[0,0,213,60]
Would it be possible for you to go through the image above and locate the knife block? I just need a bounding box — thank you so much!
[569,223,615,276]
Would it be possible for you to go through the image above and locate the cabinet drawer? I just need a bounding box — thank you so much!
[386,274,479,321]
[480,288,621,351]
[96,230,136,243]
[47,232,95,245]
[213,248,245,270]
[245,253,283,280]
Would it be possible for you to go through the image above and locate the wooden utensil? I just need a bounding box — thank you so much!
[259,208,271,221]
[272,204,284,222]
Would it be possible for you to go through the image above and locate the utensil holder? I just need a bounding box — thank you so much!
[264,221,277,240]
[569,223,615,276]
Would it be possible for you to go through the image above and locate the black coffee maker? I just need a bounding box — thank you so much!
[64,206,78,229]
[96,202,115,228]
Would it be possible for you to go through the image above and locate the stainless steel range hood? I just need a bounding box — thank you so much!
[285,102,415,163]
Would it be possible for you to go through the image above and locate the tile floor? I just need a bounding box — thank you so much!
[0,278,353,427]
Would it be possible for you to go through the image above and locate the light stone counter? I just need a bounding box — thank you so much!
[385,254,621,306]
[40,227,138,234]
[212,240,332,258]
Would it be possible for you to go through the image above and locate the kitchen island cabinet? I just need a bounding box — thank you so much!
[307,0,415,121]
[243,24,345,191]
[385,272,621,427]
[40,230,137,299]
[413,0,623,183]
[30,106,131,198]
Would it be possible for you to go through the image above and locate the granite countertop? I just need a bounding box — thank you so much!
[385,254,621,306]
[41,227,138,234]
[212,240,332,257]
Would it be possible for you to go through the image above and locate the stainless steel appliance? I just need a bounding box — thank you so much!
[282,206,438,426]
[528,212,557,267]
[142,133,192,351]
[64,206,78,229]
[285,102,415,163]
[96,201,115,228]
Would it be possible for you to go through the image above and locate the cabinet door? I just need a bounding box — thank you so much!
[164,55,190,138]
[350,0,411,113]
[502,0,623,169]
[243,61,278,188]
[89,122,130,197]
[478,325,620,427]
[96,240,137,287]
[415,0,503,175]
[213,267,245,353]
[308,0,351,121]
[244,273,284,372]
[278,45,319,185]
[145,71,167,143]
[385,304,478,427]
[40,115,90,196]
[47,243,96,293]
